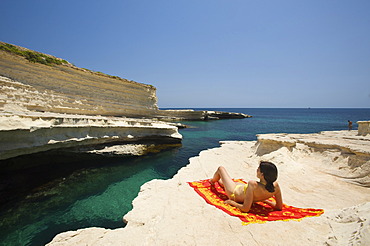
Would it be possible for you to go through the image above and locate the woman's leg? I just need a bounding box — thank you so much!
[210,166,236,197]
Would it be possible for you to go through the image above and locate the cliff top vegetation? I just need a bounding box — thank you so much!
[0,42,68,66]
[0,41,152,87]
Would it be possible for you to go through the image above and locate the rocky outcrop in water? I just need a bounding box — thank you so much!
[157,109,250,121]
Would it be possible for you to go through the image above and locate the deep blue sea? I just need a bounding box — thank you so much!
[0,108,369,246]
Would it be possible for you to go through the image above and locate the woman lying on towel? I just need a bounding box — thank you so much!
[210,161,283,213]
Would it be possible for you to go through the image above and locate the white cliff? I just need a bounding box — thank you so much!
[0,48,158,117]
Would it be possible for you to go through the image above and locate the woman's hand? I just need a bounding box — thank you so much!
[224,199,250,213]
[262,199,276,208]
[224,199,233,205]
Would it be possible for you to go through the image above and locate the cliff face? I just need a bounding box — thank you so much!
[0,49,158,118]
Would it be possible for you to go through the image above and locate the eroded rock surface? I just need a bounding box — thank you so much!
[0,111,182,160]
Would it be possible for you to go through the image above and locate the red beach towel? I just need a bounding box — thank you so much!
[188,179,324,225]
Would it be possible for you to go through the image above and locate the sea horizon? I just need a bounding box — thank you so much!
[161,107,370,109]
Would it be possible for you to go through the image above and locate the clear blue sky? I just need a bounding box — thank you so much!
[1,0,370,108]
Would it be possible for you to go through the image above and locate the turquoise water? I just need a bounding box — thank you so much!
[0,108,369,245]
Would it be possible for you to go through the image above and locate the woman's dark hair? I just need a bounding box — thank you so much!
[259,161,278,192]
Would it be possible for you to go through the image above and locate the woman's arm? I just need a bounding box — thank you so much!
[273,183,283,210]
[262,184,283,210]
[223,199,251,212]
[262,199,276,208]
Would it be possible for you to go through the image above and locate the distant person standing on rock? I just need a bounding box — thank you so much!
[348,120,353,131]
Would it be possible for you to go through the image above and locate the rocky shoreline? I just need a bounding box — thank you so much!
[0,111,183,160]
[0,108,249,160]
[47,130,370,246]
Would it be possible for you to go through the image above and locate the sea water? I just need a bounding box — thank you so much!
[0,108,369,246]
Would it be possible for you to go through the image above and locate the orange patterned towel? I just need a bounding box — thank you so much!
[188,179,324,225]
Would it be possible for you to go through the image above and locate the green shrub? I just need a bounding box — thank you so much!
[0,42,68,66]
[0,43,23,56]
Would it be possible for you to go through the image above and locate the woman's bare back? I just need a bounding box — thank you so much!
[211,164,283,212]
[233,181,280,202]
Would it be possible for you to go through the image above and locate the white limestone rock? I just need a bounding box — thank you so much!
[47,131,370,246]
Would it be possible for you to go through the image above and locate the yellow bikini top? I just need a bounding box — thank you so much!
[242,183,248,194]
